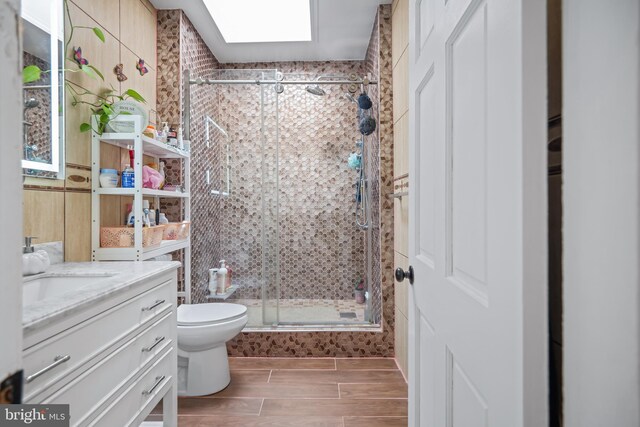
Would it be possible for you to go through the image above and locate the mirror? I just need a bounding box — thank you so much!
[21,0,64,179]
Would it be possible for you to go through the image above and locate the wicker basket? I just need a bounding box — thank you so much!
[100,225,165,248]
[162,221,191,240]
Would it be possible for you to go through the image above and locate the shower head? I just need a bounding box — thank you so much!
[344,93,357,104]
[24,98,39,110]
[305,85,325,96]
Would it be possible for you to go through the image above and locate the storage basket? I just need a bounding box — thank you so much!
[100,225,165,248]
[162,221,191,240]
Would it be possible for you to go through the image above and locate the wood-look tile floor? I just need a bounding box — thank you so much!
[162,357,408,427]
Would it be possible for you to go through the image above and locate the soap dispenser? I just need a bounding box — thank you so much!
[217,260,228,294]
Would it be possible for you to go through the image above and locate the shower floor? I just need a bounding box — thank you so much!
[233,298,367,326]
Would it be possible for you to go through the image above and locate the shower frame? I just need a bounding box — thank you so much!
[183,69,381,328]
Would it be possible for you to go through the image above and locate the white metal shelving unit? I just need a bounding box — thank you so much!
[90,115,192,303]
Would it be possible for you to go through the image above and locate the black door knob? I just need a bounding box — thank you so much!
[395,266,414,285]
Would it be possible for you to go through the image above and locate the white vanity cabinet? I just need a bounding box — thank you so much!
[22,266,178,427]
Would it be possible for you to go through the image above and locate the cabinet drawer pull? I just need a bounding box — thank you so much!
[142,336,165,352]
[142,375,166,396]
[26,355,71,383]
[142,299,165,311]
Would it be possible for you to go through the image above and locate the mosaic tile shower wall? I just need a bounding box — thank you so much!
[275,74,366,301]
[365,5,395,327]
[156,10,223,302]
[181,11,222,304]
[199,69,277,304]
[155,5,394,356]
[373,4,395,338]
[226,6,395,356]
[156,10,181,127]
[215,63,367,302]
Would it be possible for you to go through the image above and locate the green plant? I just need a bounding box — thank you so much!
[22,0,146,135]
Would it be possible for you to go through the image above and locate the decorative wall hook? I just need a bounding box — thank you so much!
[136,59,148,76]
[73,47,88,66]
[114,64,127,82]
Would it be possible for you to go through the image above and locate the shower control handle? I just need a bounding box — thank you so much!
[395,266,414,285]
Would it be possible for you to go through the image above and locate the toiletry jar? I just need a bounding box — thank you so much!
[99,169,119,188]
[100,225,165,248]
[162,221,191,240]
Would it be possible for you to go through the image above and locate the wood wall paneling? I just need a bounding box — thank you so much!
[391,0,408,67]
[394,252,409,316]
[392,53,409,122]
[65,100,94,168]
[23,0,158,262]
[120,0,157,69]
[394,196,408,256]
[69,0,120,39]
[65,166,92,191]
[393,113,408,177]
[392,0,410,380]
[394,306,408,377]
[120,45,157,121]
[64,192,91,261]
[65,2,122,92]
[23,190,65,243]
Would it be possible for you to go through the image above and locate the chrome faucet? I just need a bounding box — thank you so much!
[23,236,38,254]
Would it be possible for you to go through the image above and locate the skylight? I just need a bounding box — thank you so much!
[204,0,312,44]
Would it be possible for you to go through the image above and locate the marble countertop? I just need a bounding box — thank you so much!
[23,261,180,333]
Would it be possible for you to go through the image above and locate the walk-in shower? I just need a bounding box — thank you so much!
[184,69,380,329]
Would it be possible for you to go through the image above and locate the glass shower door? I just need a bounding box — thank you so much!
[259,70,280,326]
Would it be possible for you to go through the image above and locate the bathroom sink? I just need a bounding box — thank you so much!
[23,272,116,307]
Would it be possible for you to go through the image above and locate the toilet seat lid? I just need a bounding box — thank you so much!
[177,303,247,326]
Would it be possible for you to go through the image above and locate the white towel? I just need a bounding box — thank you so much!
[23,250,51,276]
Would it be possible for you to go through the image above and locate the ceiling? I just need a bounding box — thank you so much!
[149,0,392,63]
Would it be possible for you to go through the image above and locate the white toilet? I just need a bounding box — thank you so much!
[176,303,248,396]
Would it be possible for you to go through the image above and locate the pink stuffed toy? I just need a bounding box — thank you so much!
[142,165,164,189]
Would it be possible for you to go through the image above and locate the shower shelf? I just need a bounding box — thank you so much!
[207,285,238,300]
[93,239,189,261]
[95,188,190,198]
[99,133,190,159]
[91,114,192,303]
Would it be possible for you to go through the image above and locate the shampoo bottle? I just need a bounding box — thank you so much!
[177,127,184,150]
[125,203,134,226]
[142,200,151,227]
[208,268,219,295]
[217,260,228,294]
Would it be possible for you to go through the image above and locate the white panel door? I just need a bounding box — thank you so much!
[563,0,640,425]
[406,0,548,425]
[0,0,24,397]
